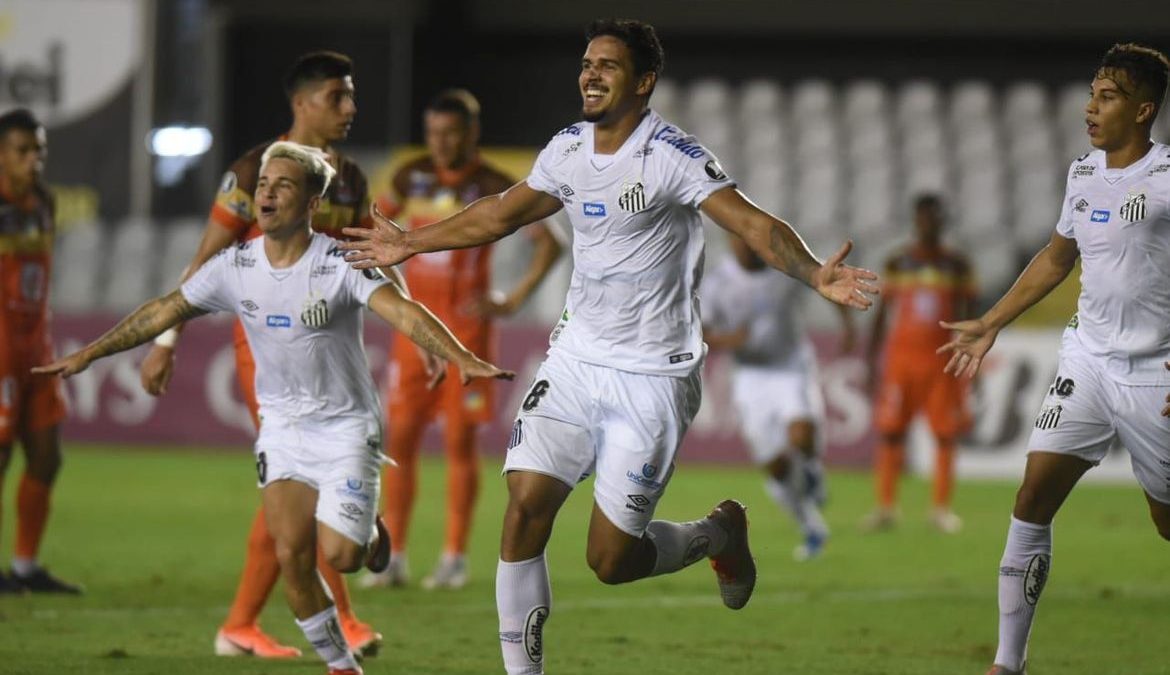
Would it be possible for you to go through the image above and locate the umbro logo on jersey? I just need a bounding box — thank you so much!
[241,299,259,312]
[1073,199,1089,213]
[618,181,646,214]
[558,184,575,199]
[266,315,292,328]
[583,202,607,217]
[301,298,329,328]
[1119,193,1147,222]
[1090,210,1110,223]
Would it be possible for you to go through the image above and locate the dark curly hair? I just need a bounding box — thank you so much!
[1096,43,1169,116]
[584,19,665,83]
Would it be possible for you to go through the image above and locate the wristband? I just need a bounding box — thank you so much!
[154,328,179,349]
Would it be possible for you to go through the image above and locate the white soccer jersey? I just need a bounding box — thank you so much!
[527,109,736,376]
[181,234,391,428]
[1055,143,1170,384]
[700,256,811,369]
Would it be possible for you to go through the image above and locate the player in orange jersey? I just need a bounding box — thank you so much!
[863,194,976,533]
[0,109,79,595]
[138,52,387,658]
[360,90,563,590]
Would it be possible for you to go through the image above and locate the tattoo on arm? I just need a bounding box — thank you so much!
[768,223,819,286]
[407,310,468,363]
[87,291,206,359]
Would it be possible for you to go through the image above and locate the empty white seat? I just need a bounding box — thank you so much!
[651,78,683,122]
[1003,81,1050,125]
[156,218,206,295]
[791,79,836,119]
[896,80,942,128]
[739,80,783,121]
[686,78,733,128]
[51,220,106,311]
[950,81,997,129]
[843,80,889,128]
[103,218,159,312]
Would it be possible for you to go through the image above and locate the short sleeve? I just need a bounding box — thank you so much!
[526,140,562,199]
[343,267,394,308]
[671,145,736,209]
[180,251,234,313]
[1054,185,1076,239]
[210,151,262,235]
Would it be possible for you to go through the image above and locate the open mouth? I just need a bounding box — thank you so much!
[583,86,607,104]
[1086,119,1099,135]
[259,204,277,217]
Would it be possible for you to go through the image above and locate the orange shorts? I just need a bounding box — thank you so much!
[233,320,260,431]
[0,340,66,445]
[386,334,494,429]
[874,352,970,438]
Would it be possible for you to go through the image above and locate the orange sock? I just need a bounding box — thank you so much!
[383,419,424,554]
[222,506,280,630]
[15,474,51,560]
[443,423,479,555]
[317,548,358,623]
[932,440,956,509]
[875,439,905,509]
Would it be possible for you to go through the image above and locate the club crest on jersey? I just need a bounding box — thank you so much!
[583,202,606,217]
[1119,192,1146,222]
[1090,209,1110,223]
[300,296,329,328]
[618,181,646,214]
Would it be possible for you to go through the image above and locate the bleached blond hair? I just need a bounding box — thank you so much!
[260,140,336,197]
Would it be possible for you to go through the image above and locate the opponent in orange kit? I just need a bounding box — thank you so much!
[139,52,388,658]
[0,109,79,595]
[863,194,976,533]
[360,90,563,590]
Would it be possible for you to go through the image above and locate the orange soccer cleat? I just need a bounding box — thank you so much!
[342,617,383,657]
[214,624,302,658]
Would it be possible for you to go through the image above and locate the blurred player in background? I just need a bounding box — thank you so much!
[702,233,855,561]
[138,52,386,657]
[361,89,563,591]
[863,194,975,533]
[39,141,513,675]
[0,109,79,595]
[340,19,877,673]
[939,44,1170,675]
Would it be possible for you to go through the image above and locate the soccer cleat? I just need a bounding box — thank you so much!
[341,618,382,657]
[10,567,83,594]
[214,625,302,658]
[930,508,963,534]
[421,554,469,590]
[793,532,827,562]
[364,516,391,574]
[986,663,1026,675]
[0,571,28,595]
[359,554,409,589]
[859,508,898,533]
[706,499,757,610]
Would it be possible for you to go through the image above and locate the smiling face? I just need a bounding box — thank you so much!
[254,157,319,236]
[579,35,653,125]
[1085,70,1156,152]
[294,76,357,143]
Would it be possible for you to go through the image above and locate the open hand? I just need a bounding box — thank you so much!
[421,348,447,390]
[937,318,999,378]
[340,203,412,270]
[32,351,92,379]
[812,241,879,310]
[457,356,515,385]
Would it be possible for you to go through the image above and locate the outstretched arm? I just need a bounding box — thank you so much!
[938,231,1079,378]
[36,291,207,378]
[701,187,879,310]
[366,284,514,384]
[339,182,563,269]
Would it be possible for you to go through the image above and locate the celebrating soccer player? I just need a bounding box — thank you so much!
[340,19,877,674]
[36,141,513,675]
[862,194,976,534]
[0,109,80,595]
[138,51,388,657]
[362,89,563,591]
[937,44,1170,675]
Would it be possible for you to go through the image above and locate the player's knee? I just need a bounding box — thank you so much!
[586,549,630,585]
[322,543,364,574]
[273,539,312,575]
[764,454,792,481]
[787,422,816,455]
[1012,485,1054,524]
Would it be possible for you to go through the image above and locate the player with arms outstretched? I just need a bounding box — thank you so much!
[340,19,877,673]
[863,194,976,533]
[702,233,855,561]
[37,142,513,675]
[138,51,388,657]
[937,44,1170,675]
[363,89,563,590]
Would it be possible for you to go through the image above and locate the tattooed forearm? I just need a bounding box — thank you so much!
[767,222,820,287]
[406,306,469,363]
[86,291,206,360]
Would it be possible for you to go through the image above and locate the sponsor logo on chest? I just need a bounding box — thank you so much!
[1090,209,1110,223]
[582,202,606,217]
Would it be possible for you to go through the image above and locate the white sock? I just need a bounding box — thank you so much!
[295,605,358,670]
[11,557,37,576]
[764,460,828,540]
[496,554,551,675]
[994,516,1052,671]
[645,516,729,576]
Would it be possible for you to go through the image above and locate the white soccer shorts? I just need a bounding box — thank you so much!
[503,350,702,536]
[1027,331,1170,503]
[730,361,825,465]
[255,416,383,544]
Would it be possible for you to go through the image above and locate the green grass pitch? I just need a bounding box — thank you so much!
[0,445,1165,674]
